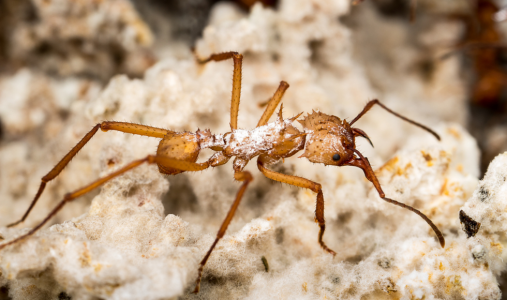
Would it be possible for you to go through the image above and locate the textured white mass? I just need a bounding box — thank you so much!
[0,0,503,299]
[460,153,507,273]
[6,0,153,79]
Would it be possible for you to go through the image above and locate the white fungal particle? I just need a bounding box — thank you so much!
[223,119,293,160]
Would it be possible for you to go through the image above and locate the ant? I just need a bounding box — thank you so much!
[0,51,445,293]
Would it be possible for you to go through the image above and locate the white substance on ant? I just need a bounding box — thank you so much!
[224,119,298,160]
[197,130,226,150]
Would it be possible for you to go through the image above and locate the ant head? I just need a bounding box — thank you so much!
[298,111,356,166]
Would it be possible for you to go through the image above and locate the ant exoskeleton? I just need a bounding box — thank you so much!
[0,51,445,293]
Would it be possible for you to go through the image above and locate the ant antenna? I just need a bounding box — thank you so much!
[346,149,445,248]
[350,99,440,141]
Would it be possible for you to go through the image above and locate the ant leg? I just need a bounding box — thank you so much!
[0,154,214,251]
[7,122,172,228]
[7,124,100,228]
[196,52,243,130]
[257,158,336,256]
[193,171,253,293]
[349,99,440,140]
[0,155,160,250]
[155,156,210,172]
[257,81,289,127]
[100,121,172,138]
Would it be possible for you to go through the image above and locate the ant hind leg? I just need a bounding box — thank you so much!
[1,154,214,251]
[7,124,101,228]
[7,122,171,228]
[0,155,159,250]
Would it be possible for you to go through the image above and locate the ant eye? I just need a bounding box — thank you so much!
[332,154,341,161]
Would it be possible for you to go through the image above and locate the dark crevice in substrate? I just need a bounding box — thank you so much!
[0,286,11,300]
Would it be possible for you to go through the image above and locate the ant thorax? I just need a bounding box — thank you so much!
[197,116,305,163]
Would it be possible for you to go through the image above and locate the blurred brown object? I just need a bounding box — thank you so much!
[460,0,507,175]
[462,0,507,108]
[236,0,277,8]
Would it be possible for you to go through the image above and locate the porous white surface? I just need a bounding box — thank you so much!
[461,153,507,272]
[0,0,502,299]
[5,0,153,79]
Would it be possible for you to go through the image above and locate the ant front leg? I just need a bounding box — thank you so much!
[7,122,172,228]
[193,170,253,293]
[257,158,336,256]
[196,52,243,130]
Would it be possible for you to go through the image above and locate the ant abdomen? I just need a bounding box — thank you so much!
[157,132,200,175]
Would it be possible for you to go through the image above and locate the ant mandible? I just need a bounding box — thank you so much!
[0,51,445,293]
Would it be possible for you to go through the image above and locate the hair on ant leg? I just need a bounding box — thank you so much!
[0,51,444,294]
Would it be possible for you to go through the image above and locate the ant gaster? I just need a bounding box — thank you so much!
[0,52,445,293]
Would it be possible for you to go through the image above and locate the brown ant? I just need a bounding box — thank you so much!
[432,0,507,172]
[0,51,445,293]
